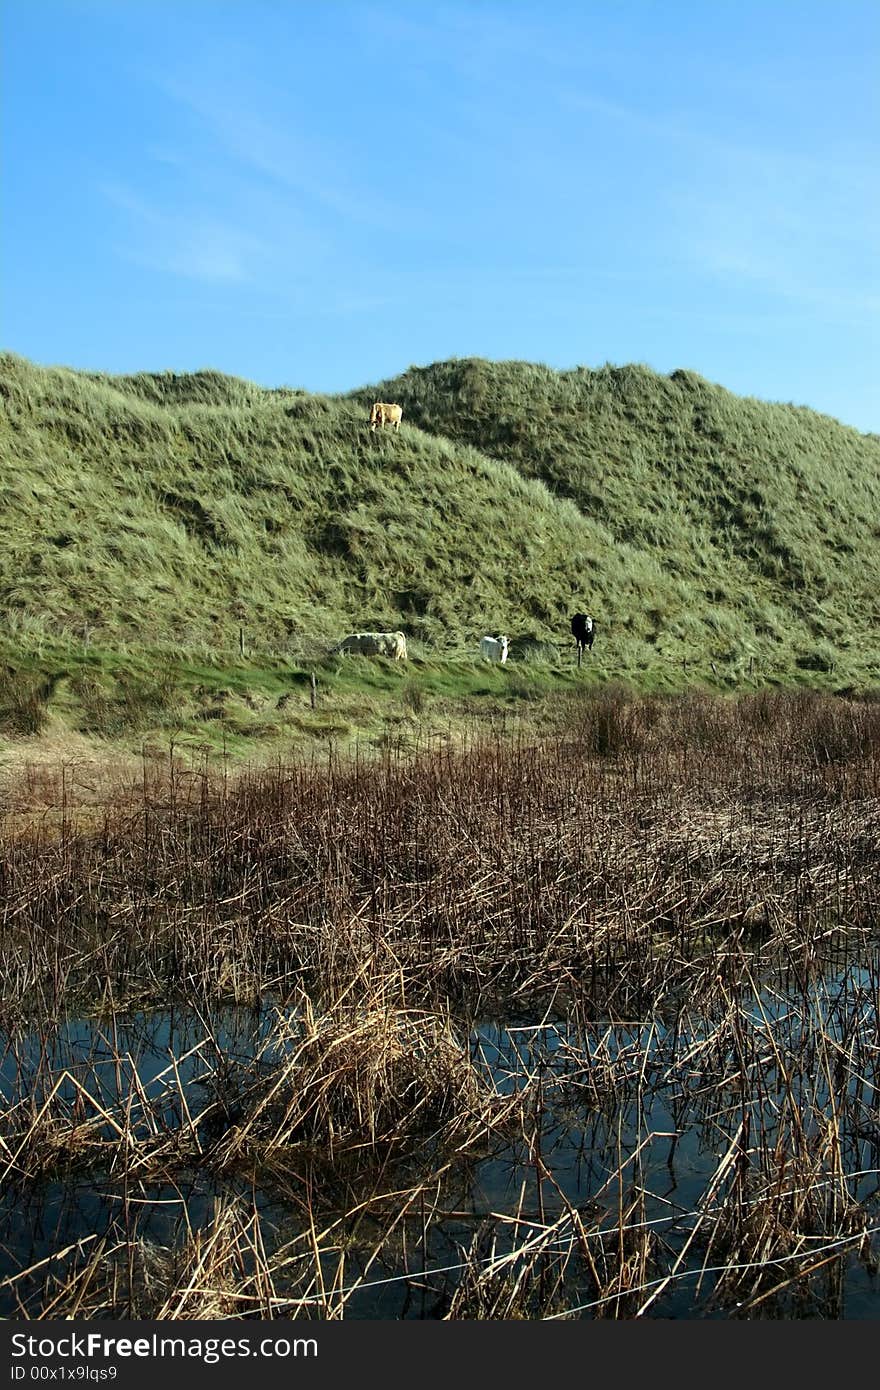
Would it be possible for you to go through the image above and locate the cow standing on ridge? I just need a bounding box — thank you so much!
[369,402,403,432]
[571,613,595,667]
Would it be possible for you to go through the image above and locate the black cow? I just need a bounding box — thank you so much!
[570,612,595,666]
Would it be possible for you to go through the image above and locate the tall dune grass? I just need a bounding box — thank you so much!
[3,351,879,689]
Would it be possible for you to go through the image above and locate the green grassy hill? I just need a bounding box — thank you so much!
[1,353,653,652]
[1,349,878,749]
[356,359,880,676]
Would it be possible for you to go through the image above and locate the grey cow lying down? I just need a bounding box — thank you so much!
[479,635,509,663]
[336,631,408,660]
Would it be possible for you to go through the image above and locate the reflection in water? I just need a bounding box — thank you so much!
[1,950,879,1319]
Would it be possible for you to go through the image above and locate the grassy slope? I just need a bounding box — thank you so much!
[357,359,880,679]
[1,353,646,652]
[1,350,879,751]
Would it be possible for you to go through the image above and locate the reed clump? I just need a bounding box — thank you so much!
[33,1200,283,1320]
[208,1000,496,1171]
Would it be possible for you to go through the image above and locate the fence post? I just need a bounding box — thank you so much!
[239,626,245,659]
[310,672,317,710]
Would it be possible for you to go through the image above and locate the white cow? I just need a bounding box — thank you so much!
[479,635,509,664]
[337,631,408,660]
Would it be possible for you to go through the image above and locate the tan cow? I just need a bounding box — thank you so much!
[369,401,403,432]
[336,631,408,660]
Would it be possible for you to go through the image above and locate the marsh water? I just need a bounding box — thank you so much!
[2,938,878,1320]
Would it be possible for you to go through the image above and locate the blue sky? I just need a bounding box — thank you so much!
[3,0,878,431]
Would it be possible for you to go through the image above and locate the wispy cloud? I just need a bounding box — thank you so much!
[101,182,269,282]
[353,3,622,83]
[679,161,879,323]
[159,77,408,235]
[560,87,879,326]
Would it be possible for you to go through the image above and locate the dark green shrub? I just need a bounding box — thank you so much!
[0,668,53,734]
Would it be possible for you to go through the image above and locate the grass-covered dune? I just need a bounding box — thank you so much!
[2,353,597,652]
[1,352,710,663]
[358,358,880,681]
[0,349,878,750]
